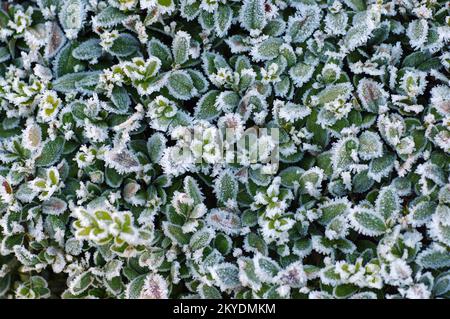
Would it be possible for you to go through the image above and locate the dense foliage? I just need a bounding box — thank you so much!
[0,0,449,299]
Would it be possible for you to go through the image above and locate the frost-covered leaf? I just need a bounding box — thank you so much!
[214,170,238,204]
[69,270,93,295]
[172,31,190,65]
[332,136,359,173]
[417,245,450,270]
[357,78,388,114]
[198,284,222,299]
[407,19,428,50]
[125,274,146,299]
[215,5,233,38]
[286,5,321,43]
[190,228,214,250]
[349,207,386,236]
[184,176,204,204]
[106,34,139,57]
[147,133,166,163]
[166,71,196,100]
[319,198,351,225]
[244,233,267,255]
[42,197,67,215]
[375,187,400,221]
[45,22,67,59]
[59,0,86,40]
[211,263,240,291]
[35,137,65,167]
[410,201,437,227]
[53,42,80,77]
[206,209,241,235]
[162,222,190,246]
[434,273,450,296]
[251,38,283,62]
[110,86,131,112]
[52,71,101,93]
[195,90,221,120]
[368,153,395,182]
[279,166,303,188]
[239,0,266,34]
[72,39,102,61]
[147,38,172,69]
[94,7,128,28]
[290,61,317,87]
[358,131,383,160]
[254,254,280,282]
[315,83,353,106]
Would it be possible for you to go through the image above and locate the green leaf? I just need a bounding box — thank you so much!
[214,170,238,203]
[316,83,353,106]
[352,170,374,194]
[333,284,358,299]
[254,254,280,280]
[214,233,233,255]
[358,131,383,160]
[211,263,240,291]
[111,86,131,112]
[166,71,196,100]
[375,187,400,221]
[183,176,204,204]
[293,239,313,258]
[402,51,431,68]
[238,257,262,290]
[198,284,222,299]
[172,31,190,65]
[186,69,209,94]
[434,273,450,296]
[147,133,166,163]
[125,274,146,299]
[53,42,80,77]
[195,90,221,120]
[252,37,283,61]
[95,7,128,28]
[69,270,93,295]
[157,0,174,9]
[36,137,65,167]
[107,34,139,57]
[239,0,266,33]
[0,46,10,63]
[72,38,102,61]
[244,233,268,255]
[190,228,214,250]
[52,71,101,93]
[332,136,359,173]
[279,166,303,188]
[147,38,172,69]
[241,210,258,227]
[368,152,395,182]
[0,273,11,297]
[417,245,450,270]
[410,201,437,226]
[162,222,190,245]
[350,207,386,236]
[319,198,351,225]
[105,166,124,188]
[215,5,233,37]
